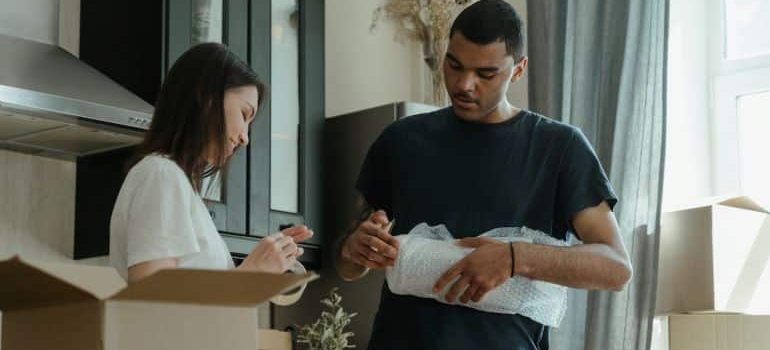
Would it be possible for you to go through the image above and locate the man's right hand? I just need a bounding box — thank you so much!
[340,210,399,271]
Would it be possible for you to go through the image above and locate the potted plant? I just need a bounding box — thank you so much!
[297,288,358,350]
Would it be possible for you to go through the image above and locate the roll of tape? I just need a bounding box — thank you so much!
[270,260,308,306]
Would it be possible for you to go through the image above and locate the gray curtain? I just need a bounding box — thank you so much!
[527,1,667,349]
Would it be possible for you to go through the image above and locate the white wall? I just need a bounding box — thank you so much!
[325,0,425,117]
[325,0,528,118]
[0,0,58,44]
[662,0,715,210]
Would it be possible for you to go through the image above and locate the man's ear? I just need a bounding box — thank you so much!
[511,56,529,83]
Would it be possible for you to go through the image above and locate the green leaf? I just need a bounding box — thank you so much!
[296,288,357,350]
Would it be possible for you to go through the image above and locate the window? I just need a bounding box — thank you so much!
[736,90,770,203]
[724,0,770,60]
[713,0,770,206]
[270,0,300,213]
[664,0,770,209]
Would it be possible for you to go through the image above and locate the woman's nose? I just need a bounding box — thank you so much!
[239,131,249,146]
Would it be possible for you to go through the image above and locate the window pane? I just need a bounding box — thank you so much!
[724,0,770,59]
[192,0,223,44]
[270,0,300,213]
[737,90,770,206]
[201,171,223,202]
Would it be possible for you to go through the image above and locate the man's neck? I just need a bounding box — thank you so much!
[481,101,520,124]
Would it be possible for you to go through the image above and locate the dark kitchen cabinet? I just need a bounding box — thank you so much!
[76,0,323,267]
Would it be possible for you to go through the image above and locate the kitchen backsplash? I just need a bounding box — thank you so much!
[0,150,79,262]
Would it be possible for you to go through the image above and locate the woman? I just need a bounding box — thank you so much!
[109,42,312,282]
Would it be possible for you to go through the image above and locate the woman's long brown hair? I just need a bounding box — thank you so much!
[132,42,267,192]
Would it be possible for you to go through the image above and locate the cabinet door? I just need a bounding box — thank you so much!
[165,0,249,235]
[219,0,323,266]
[247,0,323,245]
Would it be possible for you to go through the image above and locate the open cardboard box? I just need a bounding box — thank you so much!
[656,196,770,314]
[0,256,317,350]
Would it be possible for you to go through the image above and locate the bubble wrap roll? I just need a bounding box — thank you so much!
[385,223,569,327]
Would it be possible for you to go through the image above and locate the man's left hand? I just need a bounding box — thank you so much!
[432,237,513,304]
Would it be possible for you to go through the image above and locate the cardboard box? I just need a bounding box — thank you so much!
[667,314,770,350]
[0,256,316,350]
[656,196,770,314]
[257,329,292,350]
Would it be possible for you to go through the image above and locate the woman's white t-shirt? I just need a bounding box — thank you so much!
[109,154,235,280]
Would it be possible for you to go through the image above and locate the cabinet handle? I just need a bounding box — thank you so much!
[279,223,294,231]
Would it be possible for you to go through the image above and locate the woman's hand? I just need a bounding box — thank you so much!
[237,225,313,273]
[238,232,299,273]
[281,225,314,245]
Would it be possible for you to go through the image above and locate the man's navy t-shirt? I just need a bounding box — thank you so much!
[356,108,618,350]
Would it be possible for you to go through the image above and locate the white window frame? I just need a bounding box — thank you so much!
[709,0,770,197]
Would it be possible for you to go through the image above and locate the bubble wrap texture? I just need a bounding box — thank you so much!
[385,223,569,327]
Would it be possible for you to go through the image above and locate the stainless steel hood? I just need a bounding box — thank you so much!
[0,33,153,160]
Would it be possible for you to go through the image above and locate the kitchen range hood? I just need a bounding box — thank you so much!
[0,33,153,160]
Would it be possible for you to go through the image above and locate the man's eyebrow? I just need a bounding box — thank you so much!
[446,52,500,72]
[446,53,462,66]
[477,66,500,73]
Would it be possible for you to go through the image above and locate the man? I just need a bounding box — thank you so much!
[336,1,632,349]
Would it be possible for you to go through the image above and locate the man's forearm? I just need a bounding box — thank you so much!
[513,242,632,291]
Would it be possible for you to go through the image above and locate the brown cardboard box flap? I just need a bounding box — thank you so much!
[32,261,126,299]
[669,195,769,214]
[718,196,769,214]
[0,256,114,311]
[111,268,319,306]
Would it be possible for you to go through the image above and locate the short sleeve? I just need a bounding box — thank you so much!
[355,128,393,213]
[124,161,200,268]
[557,128,618,230]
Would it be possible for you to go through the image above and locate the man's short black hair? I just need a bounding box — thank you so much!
[450,0,524,59]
